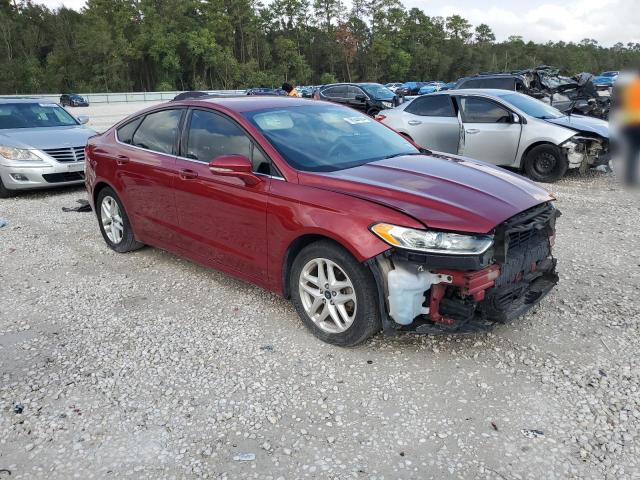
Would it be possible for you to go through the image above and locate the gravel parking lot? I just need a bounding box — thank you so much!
[0,101,639,479]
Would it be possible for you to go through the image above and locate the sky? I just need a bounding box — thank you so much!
[37,0,639,46]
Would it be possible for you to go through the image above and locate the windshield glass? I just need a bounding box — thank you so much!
[361,84,395,99]
[0,102,78,129]
[243,104,419,172]
[498,93,564,119]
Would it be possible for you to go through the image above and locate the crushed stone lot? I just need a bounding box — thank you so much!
[1,157,639,476]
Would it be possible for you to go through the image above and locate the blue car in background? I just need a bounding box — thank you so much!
[417,81,446,95]
[593,71,619,88]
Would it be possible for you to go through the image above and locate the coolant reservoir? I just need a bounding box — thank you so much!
[387,261,437,325]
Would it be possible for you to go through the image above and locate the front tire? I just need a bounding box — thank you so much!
[523,144,568,183]
[96,187,143,253]
[0,176,15,198]
[290,240,381,346]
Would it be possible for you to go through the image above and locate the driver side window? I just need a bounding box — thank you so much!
[184,109,273,175]
[460,97,511,123]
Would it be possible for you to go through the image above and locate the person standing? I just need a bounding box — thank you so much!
[616,70,640,186]
[282,82,300,97]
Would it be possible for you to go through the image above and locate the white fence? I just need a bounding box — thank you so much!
[0,90,246,104]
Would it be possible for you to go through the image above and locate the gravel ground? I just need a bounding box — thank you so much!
[1,137,639,477]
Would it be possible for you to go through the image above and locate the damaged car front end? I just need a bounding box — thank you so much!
[367,202,560,334]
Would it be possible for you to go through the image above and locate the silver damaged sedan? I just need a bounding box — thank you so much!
[380,89,610,182]
[0,98,96,197]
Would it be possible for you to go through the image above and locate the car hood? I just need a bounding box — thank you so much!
[299,153,554,234]
[545,115,609,139]
[0,125,96,150]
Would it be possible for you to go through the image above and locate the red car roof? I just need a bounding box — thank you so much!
[181,96,316,112]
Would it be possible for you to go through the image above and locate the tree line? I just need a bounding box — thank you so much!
[1,0,639,94]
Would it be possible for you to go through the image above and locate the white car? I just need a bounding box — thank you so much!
[379,89,610,182]
[0,98,96,197]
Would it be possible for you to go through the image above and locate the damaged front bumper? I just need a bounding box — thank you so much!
[367,202,560,334]
[562,136,610,172]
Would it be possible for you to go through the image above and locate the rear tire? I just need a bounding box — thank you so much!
[0,177,15,198]
[523,144,568,183]
[290,240,381,346]
[96,187,143,253]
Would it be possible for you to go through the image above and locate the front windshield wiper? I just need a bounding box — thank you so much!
[381,150,430,160]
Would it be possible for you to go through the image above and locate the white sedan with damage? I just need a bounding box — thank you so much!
[379,89,610,182]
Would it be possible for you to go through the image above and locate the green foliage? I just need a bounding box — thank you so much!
[0,0,638,93]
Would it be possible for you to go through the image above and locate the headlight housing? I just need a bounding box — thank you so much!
[0,146,42,162]
[371,223,494,255]
[382,101,393,108]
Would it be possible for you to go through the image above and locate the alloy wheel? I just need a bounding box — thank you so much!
[298,258,357,334]
[101,195,124,244]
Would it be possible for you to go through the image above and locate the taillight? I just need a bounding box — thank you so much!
[375,114,386,122]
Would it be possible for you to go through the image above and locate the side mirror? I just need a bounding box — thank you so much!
[77,115,89,125]
[511,112,521,124]
[355,94,367,102]
[208,154,261,186]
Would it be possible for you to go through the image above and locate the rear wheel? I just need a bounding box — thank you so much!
[523,144,568,183]
[96,187,143,253]
[0,177,15,198]
[290,240,381,346]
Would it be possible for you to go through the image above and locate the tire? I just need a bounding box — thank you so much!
[523,144,568,183]
[290,240,381,346]
[0,176,15,198]
[96,187,143,253]
[367,108,380,117]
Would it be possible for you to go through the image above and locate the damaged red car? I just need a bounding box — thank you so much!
[85,97,560,346]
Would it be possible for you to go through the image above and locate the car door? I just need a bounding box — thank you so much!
[455,96,521,165]
[173,108,271,279]
[98,108,184,246]
[348,86,368,112]
[402,95,461,152]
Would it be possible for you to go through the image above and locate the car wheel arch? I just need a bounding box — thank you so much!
[519,141,560,169]
[281,233,366,299]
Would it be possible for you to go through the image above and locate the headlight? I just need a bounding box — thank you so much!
[0,146,41,162]
[371,223,494,255]
[382,101,393,108]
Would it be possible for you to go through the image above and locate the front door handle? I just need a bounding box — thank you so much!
[408,120,422,126]
[116,155,129,165]
[179,168,198,180]
[465,129,480,134]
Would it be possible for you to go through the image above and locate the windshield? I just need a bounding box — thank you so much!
[498,93,564,120]
[0,102,78,129]
[243,104,419,172]
[361,84,395,99]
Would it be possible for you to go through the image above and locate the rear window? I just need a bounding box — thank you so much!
[405,96,455,117]
[131,109,183,154]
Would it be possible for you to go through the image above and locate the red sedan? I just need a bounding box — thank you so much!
[85,97,560,345]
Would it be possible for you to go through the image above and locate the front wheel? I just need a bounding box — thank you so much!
[96,187,143,253]
[523,144,568,183]
[0,176,15,198]
[290,240,381,346]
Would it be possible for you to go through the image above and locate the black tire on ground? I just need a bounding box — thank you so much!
[96,186,144,253]
[523,144,568,183]
[0,176,15,198]
[290,240,381,346]
[367,108,380,117]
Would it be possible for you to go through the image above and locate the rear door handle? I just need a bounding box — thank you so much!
[116,155,129,165]
[408,120,422,126]
[179,168,198,180]
[465,129,480,134]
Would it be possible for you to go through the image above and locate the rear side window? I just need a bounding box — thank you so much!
[405,96,455,117]
[459,97,511,123]
[131,109,183,154]
[116,117,143,144]
[322,86,346,98]
[185,109,274,175]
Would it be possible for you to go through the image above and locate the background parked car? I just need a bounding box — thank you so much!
[384,82,404,92]
[60,94,89,107]
[316,83,397,116]
[246,87,286,96]
[378,89,610,182]
[418,81,446,95]
[593,71,619,88]
[0,98,95,197]
[395,81,426,96]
